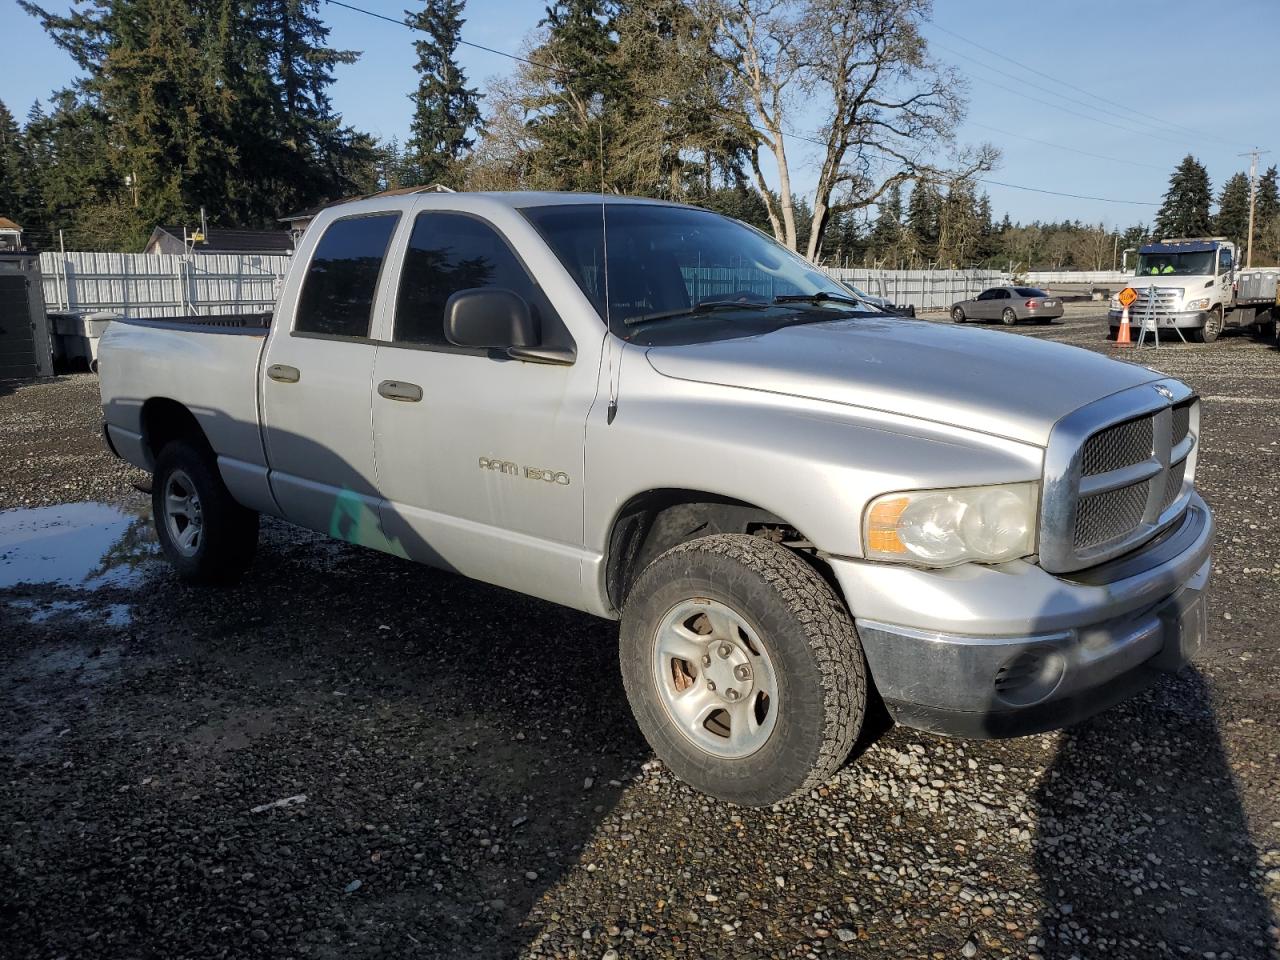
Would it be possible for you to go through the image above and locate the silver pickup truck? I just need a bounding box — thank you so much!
[98,192,1213,807]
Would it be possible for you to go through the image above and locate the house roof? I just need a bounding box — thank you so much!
[281,184,455,224]
[152,226,295,253]
[0,217,21,231]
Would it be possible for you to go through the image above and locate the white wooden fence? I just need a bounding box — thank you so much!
[39,251,292,318]
[824,268,1012,312]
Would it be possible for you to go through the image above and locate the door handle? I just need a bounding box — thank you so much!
[378,379,423,402]
[267,363,300,383]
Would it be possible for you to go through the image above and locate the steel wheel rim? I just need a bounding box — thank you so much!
[651,598,779,760]
[163,469,203,558]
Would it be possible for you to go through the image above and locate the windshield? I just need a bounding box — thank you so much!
[521,203,879,341]
[1135,251,1216,277]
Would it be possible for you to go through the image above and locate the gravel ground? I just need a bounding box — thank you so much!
[1,310,1278,960]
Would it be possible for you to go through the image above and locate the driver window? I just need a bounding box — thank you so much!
[995,289,1010,299]
[394,212,542,347]
[977,289,995,300]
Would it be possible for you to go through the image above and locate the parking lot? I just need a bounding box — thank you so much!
[1,306,1278,960]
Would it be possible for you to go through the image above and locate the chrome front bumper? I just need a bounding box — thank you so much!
[830,495,1213,737]
[1108,309,1208,329]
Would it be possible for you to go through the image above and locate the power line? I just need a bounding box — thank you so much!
[929,22,1252,149]
[965,120,1166,170]
[321,0,1164,209]
[977,177,1158,206]
[932,41,1193,149]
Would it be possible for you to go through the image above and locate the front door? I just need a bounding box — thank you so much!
[369,208,599,610]
[261,211,402,548]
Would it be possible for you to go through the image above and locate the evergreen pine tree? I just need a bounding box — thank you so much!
[523,0,622,191]
[905,180,941,262]
[867,183,902,259]
[1214,172,1250,248]
[1256,165,1279,224]
[405,0,481,187]
[1154,155,1213,238]
[0,101,21,220]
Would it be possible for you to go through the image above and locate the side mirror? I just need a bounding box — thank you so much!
[445,288,538,350]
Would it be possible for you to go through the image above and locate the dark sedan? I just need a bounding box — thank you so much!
[951,286,1063,325]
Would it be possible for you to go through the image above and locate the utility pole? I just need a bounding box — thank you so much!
[1240,147,1271,267]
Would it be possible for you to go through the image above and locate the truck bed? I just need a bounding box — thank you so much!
[99,313,270,475]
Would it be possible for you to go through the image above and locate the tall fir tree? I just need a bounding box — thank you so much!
[905,180,941,263]
[405,0,481,187]
[1214,172,1251,248]
[0,101,22,221]
[523,0,622,191]
[867,183,903,260]
[20,0,375,248]
[1154,155,1213,238]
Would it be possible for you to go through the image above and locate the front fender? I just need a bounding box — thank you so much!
[585,350,1044,562]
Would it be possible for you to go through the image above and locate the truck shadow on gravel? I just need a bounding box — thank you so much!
[1029,668,1277,958]
[0,497,646,960]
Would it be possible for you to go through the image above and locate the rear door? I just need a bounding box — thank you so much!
[260,211,402,548]
[369,207,596,609]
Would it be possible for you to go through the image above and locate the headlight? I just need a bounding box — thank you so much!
[864,483,1039,566]
[1185,297,1211,310]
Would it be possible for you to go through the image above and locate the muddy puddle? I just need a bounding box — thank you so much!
[0,499,161,591]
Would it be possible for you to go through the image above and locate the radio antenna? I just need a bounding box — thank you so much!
[600,110,620,424]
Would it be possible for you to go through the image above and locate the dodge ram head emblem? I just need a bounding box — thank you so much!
[1154,384,1174,400]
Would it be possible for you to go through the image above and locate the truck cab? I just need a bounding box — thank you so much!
[1109,238,1235,342]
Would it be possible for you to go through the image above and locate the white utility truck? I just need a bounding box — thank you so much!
[1108,237,1278,342]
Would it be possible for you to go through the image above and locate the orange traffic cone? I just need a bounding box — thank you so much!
[1115,305,1132,347]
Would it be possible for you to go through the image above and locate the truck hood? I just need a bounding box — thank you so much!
[644,317,1162,447]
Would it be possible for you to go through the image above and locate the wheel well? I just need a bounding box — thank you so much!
[140,398,211,468]
[605,489,825,610]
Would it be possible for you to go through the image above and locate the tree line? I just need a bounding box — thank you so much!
[1,0,1276,270]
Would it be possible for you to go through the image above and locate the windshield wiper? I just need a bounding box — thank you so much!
[623,299,774,327]
[773,292,871,309]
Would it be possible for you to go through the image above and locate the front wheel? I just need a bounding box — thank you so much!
[153,440,259,584]
[620,534,868,807]
[1190,307,1223,343]
[1001,307,1018,326]
[951,306,966,323]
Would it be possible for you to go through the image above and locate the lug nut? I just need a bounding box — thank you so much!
[734,665,751,681]
[706,680,717,691]
[725,688,740,701]
[718,644,732,659]
[701,653,711,667]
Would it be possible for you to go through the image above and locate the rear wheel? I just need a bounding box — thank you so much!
[1001,307,1018,326]
[620,534,868,807]
[152,440,258,583]
[951,306,966,323]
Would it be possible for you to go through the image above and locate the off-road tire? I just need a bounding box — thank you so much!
[620,534,868,807]
[951,307,966,323]
[1001,307,1018,326]
[152,440,258,584]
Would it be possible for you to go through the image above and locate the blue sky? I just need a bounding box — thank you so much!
[3,0,1276,229]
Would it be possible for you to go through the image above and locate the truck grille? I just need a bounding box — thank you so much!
[1129,287,1183,317]
[1039,383,1199,573]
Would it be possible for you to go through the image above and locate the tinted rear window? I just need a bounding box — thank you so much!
[1014,287,1048,298]
[295,213,400,338]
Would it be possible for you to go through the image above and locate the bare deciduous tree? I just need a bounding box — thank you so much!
[703,0,998,258]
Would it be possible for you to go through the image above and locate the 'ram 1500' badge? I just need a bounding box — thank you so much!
[478,457,570,485]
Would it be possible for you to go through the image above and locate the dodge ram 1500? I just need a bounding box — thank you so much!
[99,192,1213,806]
